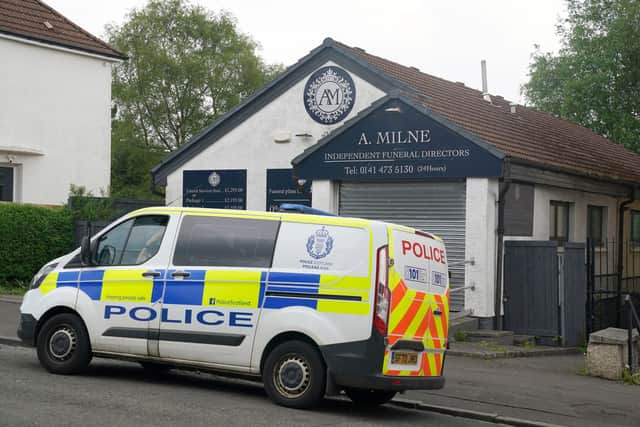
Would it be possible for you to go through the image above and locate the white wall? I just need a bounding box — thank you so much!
[463,180,622,319]
[506,184,620,243]
[0,37,112,205]
[165,61,386,209]
[464,178,499,317]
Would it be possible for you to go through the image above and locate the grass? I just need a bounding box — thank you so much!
[0,283,28,296]
[520,339,536,349]
[576,367,590,376]
[479,340,507,353]
[454,329,468,342]
[622,368,640,385]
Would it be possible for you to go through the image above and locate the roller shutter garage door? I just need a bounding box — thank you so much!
[339,181,466,311]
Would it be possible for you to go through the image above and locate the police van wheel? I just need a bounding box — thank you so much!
[263,341,326,409]
[345,388,397,406]
[36,313,91,375]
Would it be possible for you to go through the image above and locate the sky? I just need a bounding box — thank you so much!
[46,0,567,103]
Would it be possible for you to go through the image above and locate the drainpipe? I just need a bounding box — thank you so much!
[494,158,511,330]
[617,194,634,327]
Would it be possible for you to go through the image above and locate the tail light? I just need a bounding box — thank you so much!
[373,246,391,336]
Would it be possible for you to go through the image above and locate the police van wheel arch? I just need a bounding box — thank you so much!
[36,313,92,375]
[345,388,397,406]
[262,340,326,409]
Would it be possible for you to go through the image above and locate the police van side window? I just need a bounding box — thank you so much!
[173,216,279,268]
[94,215,168,266]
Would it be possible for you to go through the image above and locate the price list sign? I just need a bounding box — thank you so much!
[183,169,246,209]
[266,169,311,212]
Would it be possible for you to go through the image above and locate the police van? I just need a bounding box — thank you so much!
[18,206,449,408]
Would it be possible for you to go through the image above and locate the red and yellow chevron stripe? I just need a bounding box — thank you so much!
[382,255,449,377]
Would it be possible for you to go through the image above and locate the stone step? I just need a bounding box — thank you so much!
[513,334,536,347]
[449,316,479,341]
[465,330,515,346]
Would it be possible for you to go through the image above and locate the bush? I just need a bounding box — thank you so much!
[0,203,74,287]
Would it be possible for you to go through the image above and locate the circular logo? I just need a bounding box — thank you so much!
[208,172,221,187]
[306,226,334,259]
[304,66,355,125]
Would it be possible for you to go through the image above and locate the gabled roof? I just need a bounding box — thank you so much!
[0,0,125,60]
[152,37,640,186]
[338,40,640,184]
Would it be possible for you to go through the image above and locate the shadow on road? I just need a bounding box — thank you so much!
[77,359,435,422]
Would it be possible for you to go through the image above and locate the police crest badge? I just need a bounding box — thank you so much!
[306,226,334,259]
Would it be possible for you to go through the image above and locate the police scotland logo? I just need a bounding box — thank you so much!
[304,66,356,124]
[306,226,334,259]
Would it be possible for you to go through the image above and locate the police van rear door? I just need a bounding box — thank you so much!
[383,226,449,377]
[158,213,280,368]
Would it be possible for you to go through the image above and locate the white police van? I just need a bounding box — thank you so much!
[18,206,449,408]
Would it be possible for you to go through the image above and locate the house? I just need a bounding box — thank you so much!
[0,0,125,204]
[151,38,640,334]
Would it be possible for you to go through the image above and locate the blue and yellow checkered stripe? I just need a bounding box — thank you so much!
[38,269,370,315]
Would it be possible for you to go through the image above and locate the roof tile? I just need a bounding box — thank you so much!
[340,42,640,184]
[0,0,124,59]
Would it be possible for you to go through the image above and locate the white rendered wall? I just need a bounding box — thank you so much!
[0,37,112,205]
[464,178,499,317]
[165,61,386,209]
[311,180,338,213]
[505,184,620,243]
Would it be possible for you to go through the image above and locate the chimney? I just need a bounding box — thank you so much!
[509,103,517,114]
[481,60,491,102]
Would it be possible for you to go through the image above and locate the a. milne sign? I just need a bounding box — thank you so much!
[293,98,503,180]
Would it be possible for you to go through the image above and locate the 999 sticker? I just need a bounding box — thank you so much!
[432,271,446,288]
[404,265,427,284]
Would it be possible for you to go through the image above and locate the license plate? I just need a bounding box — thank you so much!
[391,351,418,365]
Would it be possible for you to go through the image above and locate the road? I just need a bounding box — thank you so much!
[0,345,495,427]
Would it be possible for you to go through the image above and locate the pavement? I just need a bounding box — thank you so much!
[1,295,639,426]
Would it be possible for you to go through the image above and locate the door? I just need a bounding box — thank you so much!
[159,214,279,368]
[0,167,13,201]
[80,214,173,355]
[384,226,449,377]
[503,240,559,339]
[339,181,466,310]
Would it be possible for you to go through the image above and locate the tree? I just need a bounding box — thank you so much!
[110,119,165,199]
[107,0,282,152]
[523,0,640,152]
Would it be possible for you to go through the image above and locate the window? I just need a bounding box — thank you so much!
[631,211,640,245]
[173,216,279,268]
[550,201,571,242]
[0,167,13,202]
[587,205,606,246]
[504,183,534,236]
[94,215,168,266]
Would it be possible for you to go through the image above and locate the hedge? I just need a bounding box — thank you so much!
[0,203,74,287]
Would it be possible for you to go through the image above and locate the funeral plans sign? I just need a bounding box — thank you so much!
[266,169,311,212]
[293,98,503,180]
[183,169,246,209]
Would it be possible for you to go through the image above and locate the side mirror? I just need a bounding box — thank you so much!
[80,236,94,266]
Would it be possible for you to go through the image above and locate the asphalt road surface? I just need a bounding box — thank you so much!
[0,345,496,427]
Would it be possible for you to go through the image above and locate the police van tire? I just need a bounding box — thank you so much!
[263,340,326,409]
[36,313,92,375]
[345,388,397,406]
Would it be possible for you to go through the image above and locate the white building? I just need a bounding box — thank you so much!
[0,0,124,205]
[152,38,640,333]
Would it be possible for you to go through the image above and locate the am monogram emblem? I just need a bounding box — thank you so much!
[304,66,356,125]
